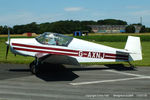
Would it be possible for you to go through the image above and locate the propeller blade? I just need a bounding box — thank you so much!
[5,27,10,60]
[6,45,9,59]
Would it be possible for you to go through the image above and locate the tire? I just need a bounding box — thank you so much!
[30,63,39,74]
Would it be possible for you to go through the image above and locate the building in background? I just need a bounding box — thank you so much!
[73,31,89,36]
[89,25,142,33]
[22,33,37,37]
[134,25,142,33]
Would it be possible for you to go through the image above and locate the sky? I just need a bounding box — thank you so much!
[0,0,150,27]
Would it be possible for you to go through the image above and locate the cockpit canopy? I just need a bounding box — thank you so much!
[36,32,73,46]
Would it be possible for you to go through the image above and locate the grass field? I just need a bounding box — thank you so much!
[0,34,150,66]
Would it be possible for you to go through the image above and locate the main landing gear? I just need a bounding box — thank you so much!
[29,57,40,74]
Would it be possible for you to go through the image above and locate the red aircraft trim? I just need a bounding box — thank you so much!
[12,43,78,53]
[13,47,78,56]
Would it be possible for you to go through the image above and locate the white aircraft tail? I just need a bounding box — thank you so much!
[125,36,142,61]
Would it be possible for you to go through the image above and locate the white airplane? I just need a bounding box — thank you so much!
[6,32,142,74]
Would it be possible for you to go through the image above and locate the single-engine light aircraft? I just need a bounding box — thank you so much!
[6,32,142,74]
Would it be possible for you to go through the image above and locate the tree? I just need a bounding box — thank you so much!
[140,25,146,33]
[80,21,97,25]
[13,22,39,34]
[13,25,26,34]
[24,22,39,33]
[97,19,127,25]
[145,28,150,33]
[132,23,142,26]
[39,22,52,33]
[0,26,3,34]
[43,20,91,34]
[125,25,135,33]
[2,26,9,34]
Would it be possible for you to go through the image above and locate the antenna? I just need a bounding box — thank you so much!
[8,26,10,42]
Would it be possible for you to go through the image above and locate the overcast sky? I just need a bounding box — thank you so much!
[0,0,150,27]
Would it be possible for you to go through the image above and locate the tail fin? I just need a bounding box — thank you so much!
[125,36,142,61]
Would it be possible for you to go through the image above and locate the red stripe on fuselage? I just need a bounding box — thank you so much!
[12,43,78,53]
[13,47,78,56]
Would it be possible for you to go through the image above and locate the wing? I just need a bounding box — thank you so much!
[35,53,80,66]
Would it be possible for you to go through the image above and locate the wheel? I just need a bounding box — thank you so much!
[29,63,39,74]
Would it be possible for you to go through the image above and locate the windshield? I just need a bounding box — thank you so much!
[36,32,73,46]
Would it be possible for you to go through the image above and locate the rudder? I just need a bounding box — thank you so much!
[125,36,142,61]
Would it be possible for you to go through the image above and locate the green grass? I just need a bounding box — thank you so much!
[0,36,150,66]
[75,35,150,42]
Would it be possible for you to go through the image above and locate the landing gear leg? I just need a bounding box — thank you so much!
[128,62,136,69]
[30,57,40,74]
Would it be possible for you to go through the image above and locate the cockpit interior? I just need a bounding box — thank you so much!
[36,32,73,46]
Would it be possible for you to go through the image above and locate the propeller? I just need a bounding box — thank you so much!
[5,27,10,59]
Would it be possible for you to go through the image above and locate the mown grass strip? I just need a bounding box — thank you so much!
[75,35,150,42]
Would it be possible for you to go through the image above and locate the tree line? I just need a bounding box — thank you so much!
[0,19,150,34]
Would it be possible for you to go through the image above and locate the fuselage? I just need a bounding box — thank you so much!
[7,33,129,63]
